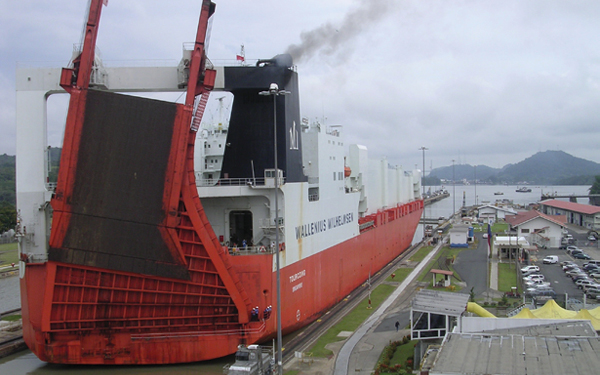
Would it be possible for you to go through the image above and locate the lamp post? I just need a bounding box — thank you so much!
[419,146,428,197]
[452,159,455,217]
[474,165,477,206]
[259,83,289,375]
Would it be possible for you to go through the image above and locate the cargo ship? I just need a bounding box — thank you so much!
[15,0,423,364]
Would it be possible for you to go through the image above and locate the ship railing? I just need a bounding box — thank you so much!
[196,177,286,187]
[228,245,276,255]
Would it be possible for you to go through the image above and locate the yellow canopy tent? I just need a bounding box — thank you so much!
[530,299,577,319]
[573,309,600,330]
[510,307,536,319]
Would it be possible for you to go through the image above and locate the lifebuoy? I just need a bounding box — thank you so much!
[279,242,286,251]
[259,246,266,253]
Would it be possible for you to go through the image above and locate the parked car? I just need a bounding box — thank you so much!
[589,235,597,241]
[523,274,545,282]
[521,265,540,274]
[583,283,600,292]
[526,290,557,300]
[585,266,600,274]
[583,263,599,271]
[573,253,591,260]
[563,264,580,272]
[561,260,576,267]
[526,286,554,294]
[572,274,590,283]
[566,269,584,277]
[586,287,600,299]
[524,280,551,288]
[566,246,581,254]
[576,279,599,289]
[543,256,559,264]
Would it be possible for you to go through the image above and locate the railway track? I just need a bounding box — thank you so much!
[0,308,20,320]
[281,242,424,366]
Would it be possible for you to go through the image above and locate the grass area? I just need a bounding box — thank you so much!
[386,267,413,283]
[308,284,396,358]
[497,262,520,293]
[1,315,21,322]
[409,246,433,262]
[0,242,19,266]
[283,371,299,375]
[374,336,417,374]
[417,246,464,284]
[491,222,509,233]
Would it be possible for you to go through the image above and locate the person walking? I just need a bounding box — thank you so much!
[395,321,400,332]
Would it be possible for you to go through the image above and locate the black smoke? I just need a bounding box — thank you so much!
[285,0,394,63]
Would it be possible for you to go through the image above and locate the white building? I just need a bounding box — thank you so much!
[478,204,517,224]
[505,210,567,249]
[449,224,470,248]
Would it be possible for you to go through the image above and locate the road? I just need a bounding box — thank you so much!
[453,232,488,296]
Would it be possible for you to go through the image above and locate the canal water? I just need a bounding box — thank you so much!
[0,274,20,312]
[413,184,592,243]
[1,185,593,373]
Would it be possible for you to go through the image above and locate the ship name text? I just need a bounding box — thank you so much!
[294,212,354,240]
[289,269,306,283]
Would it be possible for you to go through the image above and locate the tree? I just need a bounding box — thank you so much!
[591,176,600,206]
[0,202,16,234]
[591,176,600,194]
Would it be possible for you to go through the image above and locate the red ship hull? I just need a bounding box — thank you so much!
[20,201,422,364]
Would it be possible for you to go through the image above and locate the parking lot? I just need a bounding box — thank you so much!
[526,228,600,303]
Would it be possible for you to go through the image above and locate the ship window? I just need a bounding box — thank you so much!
[229,210,253,247]
[309,187,319,201]
[522,229,530,233]
[333,172,336,181]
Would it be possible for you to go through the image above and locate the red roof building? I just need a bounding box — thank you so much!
[538,199,600,232]
[505,210,567,248]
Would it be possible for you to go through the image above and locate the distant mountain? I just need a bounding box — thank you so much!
[428,151,600,185]
[429,164,501,182]
[497,151,600,184]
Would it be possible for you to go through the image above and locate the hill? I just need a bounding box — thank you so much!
[428,151,600,185]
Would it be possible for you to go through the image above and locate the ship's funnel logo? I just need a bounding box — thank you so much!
[290,121,299,150]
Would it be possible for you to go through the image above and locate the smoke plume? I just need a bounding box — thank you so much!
[285,0,394,63]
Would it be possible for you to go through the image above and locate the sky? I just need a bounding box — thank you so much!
[2,0,600,172]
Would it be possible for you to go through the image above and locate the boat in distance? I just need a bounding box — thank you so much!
[16,0,423,365]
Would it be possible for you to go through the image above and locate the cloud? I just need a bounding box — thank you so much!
[2,0,600,171]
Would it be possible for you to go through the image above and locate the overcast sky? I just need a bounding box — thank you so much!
[2,0,600,172]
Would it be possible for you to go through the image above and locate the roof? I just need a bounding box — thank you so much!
[431,333,600,374]
[539,199,600,215]
[505,210,567,228]
[430,269,453,276]
[494,236,529,247]
[449,224,469,233]
[412,289,469,316]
